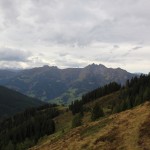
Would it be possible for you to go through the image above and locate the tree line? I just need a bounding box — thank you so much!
[69,82,121,115]
[71,103,104,128]
[113,74,150,113]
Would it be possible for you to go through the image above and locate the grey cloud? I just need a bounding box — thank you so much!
[113,45,119,49]
[121,50,131,57]
[1,0,150,46]
[132,46,142,50]
[0,0,19,25]
[121,45,143,57]
[59,52,69,57]
[55,59,87,68]
[0,47,31,62]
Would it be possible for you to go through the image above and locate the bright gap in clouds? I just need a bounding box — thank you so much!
[0,0,150,73]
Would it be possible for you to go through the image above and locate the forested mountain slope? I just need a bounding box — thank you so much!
[0,64,134,103]
[0,86,44,118]
[0,104,59,150]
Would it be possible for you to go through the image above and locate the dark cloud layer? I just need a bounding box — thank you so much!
[0,47,31,62]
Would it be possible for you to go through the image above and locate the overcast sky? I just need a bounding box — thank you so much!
[0,0,150,73]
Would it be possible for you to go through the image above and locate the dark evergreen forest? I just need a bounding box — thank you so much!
[113,74,150,112]
[69,82,121,115]
[69,74,150,115]
[0,104,59,150]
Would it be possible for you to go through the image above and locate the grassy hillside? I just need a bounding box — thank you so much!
[30,74,150,150]
[0,86,44,118]
[50,88,83,105]
[30,101,150,150]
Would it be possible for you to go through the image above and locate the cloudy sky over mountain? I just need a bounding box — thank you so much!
[0,0,150,73]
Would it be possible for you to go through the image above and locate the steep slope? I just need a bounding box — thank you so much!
[0,86,44,118]
[0,64,134,103]
[30,102,150,150]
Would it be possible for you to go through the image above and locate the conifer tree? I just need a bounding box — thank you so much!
[72,114,82,128]
[4,141,14,150]
[143,87,150,101]
[91,104,104,121]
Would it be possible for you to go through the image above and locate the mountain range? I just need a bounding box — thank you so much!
[0,64,135,104]
[0,86,44,118]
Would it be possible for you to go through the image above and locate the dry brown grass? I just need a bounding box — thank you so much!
[30,102,150,150]
[138,112,150,150]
